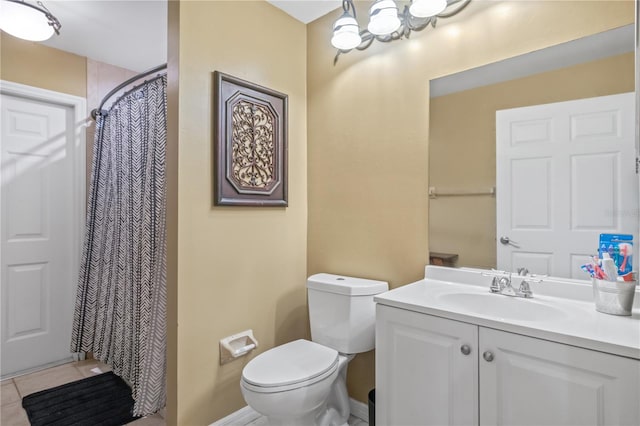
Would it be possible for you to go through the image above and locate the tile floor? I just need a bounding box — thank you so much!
[2,361,368,426]
[214,406,368,426]
[0,360,164,426]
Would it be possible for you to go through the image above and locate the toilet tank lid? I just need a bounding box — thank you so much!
[307,273,389,296]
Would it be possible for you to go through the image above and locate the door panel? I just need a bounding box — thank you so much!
[376,305,478,426]
[497,92,637,278]
[1,92,78,376]
[479,328,640,426]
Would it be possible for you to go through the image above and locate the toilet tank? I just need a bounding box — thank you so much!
[307,273,389,354]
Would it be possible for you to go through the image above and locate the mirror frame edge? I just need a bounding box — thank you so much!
[636,0,639,165]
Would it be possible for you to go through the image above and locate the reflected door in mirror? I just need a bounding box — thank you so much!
[496,92,638,279]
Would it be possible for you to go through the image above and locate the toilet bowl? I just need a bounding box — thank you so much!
[240,339,348,426]
[240,274,388,426]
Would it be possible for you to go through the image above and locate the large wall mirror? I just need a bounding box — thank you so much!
[428,21,638,281]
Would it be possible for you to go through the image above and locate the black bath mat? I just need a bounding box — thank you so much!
[22,371,139,426]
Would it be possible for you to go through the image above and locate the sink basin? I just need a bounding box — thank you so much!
[437,292,568,322]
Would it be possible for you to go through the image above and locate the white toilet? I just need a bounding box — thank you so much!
[240,273,388,426]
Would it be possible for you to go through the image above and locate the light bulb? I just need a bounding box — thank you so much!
[331,12,362,50]
[0,1,55,41]
[367,0,401,36]
[409,0,448,18]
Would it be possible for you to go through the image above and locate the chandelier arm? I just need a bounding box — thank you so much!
[356,32,376,51]
[437,0,472,18]
[36,1,62,34]
[404,15,434,32]
[343,0,357,18]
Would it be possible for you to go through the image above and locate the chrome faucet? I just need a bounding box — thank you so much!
[489,273,534,298]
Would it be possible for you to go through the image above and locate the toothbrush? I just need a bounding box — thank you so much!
[592,256,606,280]
[618,243,632,273]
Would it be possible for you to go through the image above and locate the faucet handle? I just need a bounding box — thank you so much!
[518,280,533,298]
[490,276,501,293]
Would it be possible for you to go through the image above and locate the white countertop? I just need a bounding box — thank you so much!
[375,266,640,360]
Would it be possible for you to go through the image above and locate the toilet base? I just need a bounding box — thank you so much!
[241,353,355,426]
[319,353,354,426]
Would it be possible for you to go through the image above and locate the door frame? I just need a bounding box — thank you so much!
[0,80,86,372]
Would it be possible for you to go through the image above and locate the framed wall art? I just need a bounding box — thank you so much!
[213,71,288,206]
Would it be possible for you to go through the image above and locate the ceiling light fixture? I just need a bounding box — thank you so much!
[0,0,61,42]
[332,0,471,63]
[331,1,362,51]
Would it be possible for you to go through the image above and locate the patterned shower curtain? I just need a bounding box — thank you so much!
[71,76,167,416]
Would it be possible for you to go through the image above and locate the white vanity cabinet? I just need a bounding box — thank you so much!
[376,304,640,426]
[376,304,478,425]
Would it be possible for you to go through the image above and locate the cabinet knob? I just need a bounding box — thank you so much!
[483,351,494,362]
[460,344,472,355]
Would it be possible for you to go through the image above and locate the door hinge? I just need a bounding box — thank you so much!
[636,157,639,174]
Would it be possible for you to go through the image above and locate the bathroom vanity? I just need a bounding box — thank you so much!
[374,266,640,426]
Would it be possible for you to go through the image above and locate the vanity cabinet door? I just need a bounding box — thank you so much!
[479,328,640,426]
[376,305,478,426]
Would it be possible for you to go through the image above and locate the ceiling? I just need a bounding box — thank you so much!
[267,0,341,23]
[41,0,168,72]
[13,1,635,78]
[34,0,339,73]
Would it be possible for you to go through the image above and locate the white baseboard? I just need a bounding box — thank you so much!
[211,399,370,426]
[210,405,261,426]
[350,397,369,423]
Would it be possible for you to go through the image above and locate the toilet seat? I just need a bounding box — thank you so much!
[241,339,339,393]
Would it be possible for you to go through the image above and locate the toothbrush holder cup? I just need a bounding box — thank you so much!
[592,278,637,316]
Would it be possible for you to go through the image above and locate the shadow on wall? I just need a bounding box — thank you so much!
[275,287,310,345]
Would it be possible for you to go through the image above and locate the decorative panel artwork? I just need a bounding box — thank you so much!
[214,72,288,206]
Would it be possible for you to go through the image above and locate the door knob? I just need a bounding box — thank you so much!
[483,351,494,362]
[460,344,471,355]
[499,236,520,248]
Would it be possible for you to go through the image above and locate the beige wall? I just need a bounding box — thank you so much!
[0,34,139,185]
[0,32,86,98]
[307,0,634,404]
[173,1,307,424]
[429,52,635,270]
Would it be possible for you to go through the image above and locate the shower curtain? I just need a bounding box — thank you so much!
[71,75,167,416]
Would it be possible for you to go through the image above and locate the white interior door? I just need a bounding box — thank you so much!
[496,93,638,279]
[1,83,85,377]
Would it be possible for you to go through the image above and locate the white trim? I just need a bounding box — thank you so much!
[209,400,370,426]
[0,357,75,381]
[350,397,369,423]
[209,405,261,426]
[0,80,87,372]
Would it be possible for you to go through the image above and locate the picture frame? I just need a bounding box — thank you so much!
[213,71,288,206]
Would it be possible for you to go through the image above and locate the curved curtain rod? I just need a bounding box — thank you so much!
[91,63,167,120]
